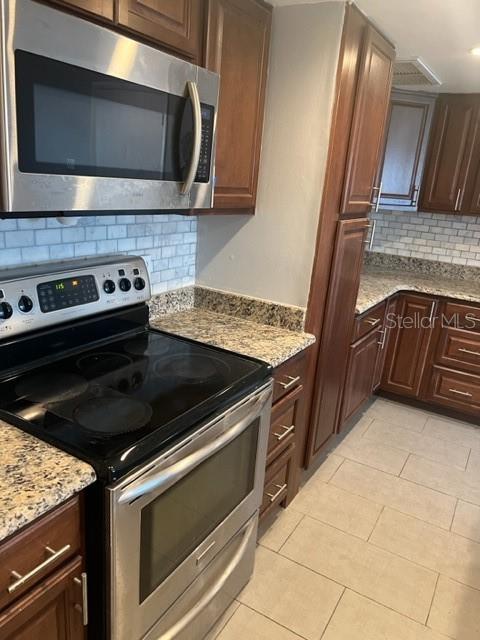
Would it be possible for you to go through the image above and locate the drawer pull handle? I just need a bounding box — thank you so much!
[364,317,381,326]
[196,540,216,565]
[266,483,288,503]
[448,388,473,398]
[73,572,88,626]
[458,348,480,357]
[276,375,300,391]
[8,544,71,594]
[273,424,295,441]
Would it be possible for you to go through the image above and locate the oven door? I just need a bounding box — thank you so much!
[0,0,218,212]
[108,382,272,640]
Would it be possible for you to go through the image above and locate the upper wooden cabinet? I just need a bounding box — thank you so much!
[341,26,395,216]
[204,0,272,212]
[419,94,480,214]
[377,91,437,210]
[116,0,204,61]
[48,0,114,20]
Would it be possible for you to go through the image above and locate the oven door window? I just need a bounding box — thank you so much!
[139,419,259,603]
[15,50,196,181]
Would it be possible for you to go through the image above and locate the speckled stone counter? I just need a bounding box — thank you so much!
[151,309,315,368]
[0,420,96,542]
[358,266,480,314]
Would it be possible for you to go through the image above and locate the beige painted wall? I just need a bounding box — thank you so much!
[196,2,345,308]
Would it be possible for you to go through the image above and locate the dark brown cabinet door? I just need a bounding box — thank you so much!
[341,26,395,216]
[117,0,204,60]
[48,0,114,20]
[0,557,85,640]
[381,294,437,398]
[419,94,480,213]
[205,0,271,212]
[378,91,437,209]
[306,218,368,464]
[341,330,380,425]
[467,166,480,214]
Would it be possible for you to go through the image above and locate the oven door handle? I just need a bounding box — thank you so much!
[118,386,272,505]
[180,81,202,195]
[158,516,256,640]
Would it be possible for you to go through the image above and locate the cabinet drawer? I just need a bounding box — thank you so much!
[443,301,480,333]
[261,444,295,518]
[273,352,307,405]
[267,385,302,465]
[435,328,480,374]
[0,498,81,610]
[354,300,387,341]
[428,366,480,414]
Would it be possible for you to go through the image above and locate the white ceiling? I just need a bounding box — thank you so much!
[269,0,480,93]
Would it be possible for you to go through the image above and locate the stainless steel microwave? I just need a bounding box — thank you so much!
[0,0,219,213]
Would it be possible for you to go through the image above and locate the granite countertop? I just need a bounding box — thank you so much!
[357,266,480,314]
[0,420,96,542]
[151,308,315,368]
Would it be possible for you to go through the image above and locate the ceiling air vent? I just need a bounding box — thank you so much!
[393,58,441,87]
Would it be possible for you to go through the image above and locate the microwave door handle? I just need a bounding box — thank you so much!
[159,516,256,640]
[118,386,272,504]
[180,81,202,195]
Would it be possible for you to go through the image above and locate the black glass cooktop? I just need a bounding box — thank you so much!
[0,328,270,481]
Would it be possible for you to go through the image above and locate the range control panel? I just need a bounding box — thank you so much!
[0,255,150,340]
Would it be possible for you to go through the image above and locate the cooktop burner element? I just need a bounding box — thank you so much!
[77,352,133,378]
[155,354,231,384]
[73,396,153,435]
[15,372,89,404]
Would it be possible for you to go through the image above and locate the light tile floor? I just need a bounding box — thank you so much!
[210,398,480,640]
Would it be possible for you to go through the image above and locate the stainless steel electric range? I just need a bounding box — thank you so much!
[0,256,272,640]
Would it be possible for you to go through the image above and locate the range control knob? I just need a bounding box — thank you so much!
[18,295,33,313]
[119,278,132,292]
[0,302,13,320]
[134,277,146,291]
[103,279,116,294]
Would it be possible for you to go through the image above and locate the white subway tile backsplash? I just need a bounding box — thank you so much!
[371,210,480,267]
[0,214,197,294]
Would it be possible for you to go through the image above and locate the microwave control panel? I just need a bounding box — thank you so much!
[195,105,215,183]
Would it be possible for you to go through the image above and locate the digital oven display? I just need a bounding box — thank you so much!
[37,275,99,313]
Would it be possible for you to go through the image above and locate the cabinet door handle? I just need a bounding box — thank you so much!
[454,187,462,212]
[377,328,387,349]
[364,317,381,326]
[364,219,377,250]
[266,483,287,503]
[8,544,71,594]
[411,185,419,206]
[276,375,300,391]
[428,301,437,325]
[273,424,295,441]
[458,347,480,357]
[370,182,383,210]
[448,388,473,398]
[74,572,88,626]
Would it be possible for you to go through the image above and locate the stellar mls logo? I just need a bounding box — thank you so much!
[385,312,479,330]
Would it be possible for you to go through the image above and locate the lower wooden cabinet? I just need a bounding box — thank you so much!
[0,497,87,640]
[260,348,310,522]
[0,557,86,640]
[341,330,382,425]
[380,293,437,397]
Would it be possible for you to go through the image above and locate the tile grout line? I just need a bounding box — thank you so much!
[276,514,305,554]
[398,451,411,477]
[318,587,347,640]
[425,572,441,629]
[239,602,310,640]
[367,505,385,542]
[465,446,473,472]
[449,498,459,532]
